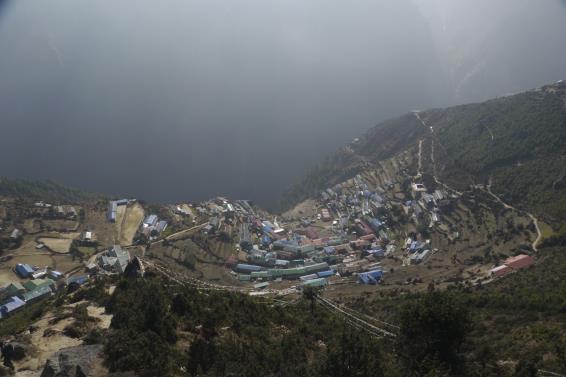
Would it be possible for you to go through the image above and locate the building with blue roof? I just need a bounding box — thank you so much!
[323,246,336,255]
[367,218,383,232]
[358,269,383,285]
[107,199,130,222]
[143,214,158,227]
[409,241,420,252]
[300,278,327,288]
[317,270,335,278]
[0,296,26,318]
[107,201,118,222]
[48,270,64,280]
[67,275,89,286]
[368,248,385,257]
[235,264,264,273]
[261,234,272,247]
[15,263,34,278]
[66,275,89,293]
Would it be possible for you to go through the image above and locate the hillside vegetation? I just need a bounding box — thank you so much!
[0,177,99,204]
[281,82,566,232]
[2,245,566,376]
[351,246,566,375]
[430,83,566,225]
[101,247,566,376]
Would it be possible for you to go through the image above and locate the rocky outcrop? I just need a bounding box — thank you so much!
[40,344,103,377]
[9,342,31,361]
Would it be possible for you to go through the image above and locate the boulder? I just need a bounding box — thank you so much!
[9,342,30,361]
[40,344,103,377]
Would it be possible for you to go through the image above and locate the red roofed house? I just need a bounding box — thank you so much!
[490,265,513,278]
[504,254,535,270]
[491,254,534,278]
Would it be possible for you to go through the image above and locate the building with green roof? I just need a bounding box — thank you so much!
[23,278,55,292]
[22,286,52,303]
[2,282,25,299]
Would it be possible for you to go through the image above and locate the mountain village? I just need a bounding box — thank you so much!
[1,162,537,319]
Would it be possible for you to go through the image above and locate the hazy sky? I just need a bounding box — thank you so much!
[1,0,565,209]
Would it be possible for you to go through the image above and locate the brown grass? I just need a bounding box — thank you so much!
[38,238,73,254]
[120,203,144,245]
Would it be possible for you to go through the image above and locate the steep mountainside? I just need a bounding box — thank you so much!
[280,113,427,209]
[0,177,100,204]
[282,81,566,228]
[430,83,566,225]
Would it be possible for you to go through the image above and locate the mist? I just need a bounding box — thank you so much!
[1,0,565,209]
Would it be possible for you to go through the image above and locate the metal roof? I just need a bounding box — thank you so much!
[23,286,52,302]
[144,214,158,226]
[1,296,26,316]
[15,263,34,277]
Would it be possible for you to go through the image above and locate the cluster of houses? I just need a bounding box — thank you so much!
[193,199,337,289]
[403,188,449,227]
[107,199,170,241]
[320,174,393,217]
[200,198,257,235]
[216,179,398,287]
[0,263,88,319]
[219,172,461,290]
[1,243,136,320]
[34,201,79,220]
[402,236,431,265]
[1,243,134,319]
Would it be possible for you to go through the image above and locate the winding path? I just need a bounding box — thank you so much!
[413,111,542,251]
[485,177,542,252]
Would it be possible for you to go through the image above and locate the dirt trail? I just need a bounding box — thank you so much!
[413,112,463,196]
[412,112,542,251]
[485,176,542,252]
[416,139,423,177]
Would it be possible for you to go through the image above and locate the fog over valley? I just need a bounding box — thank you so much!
[1,0,566,209]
